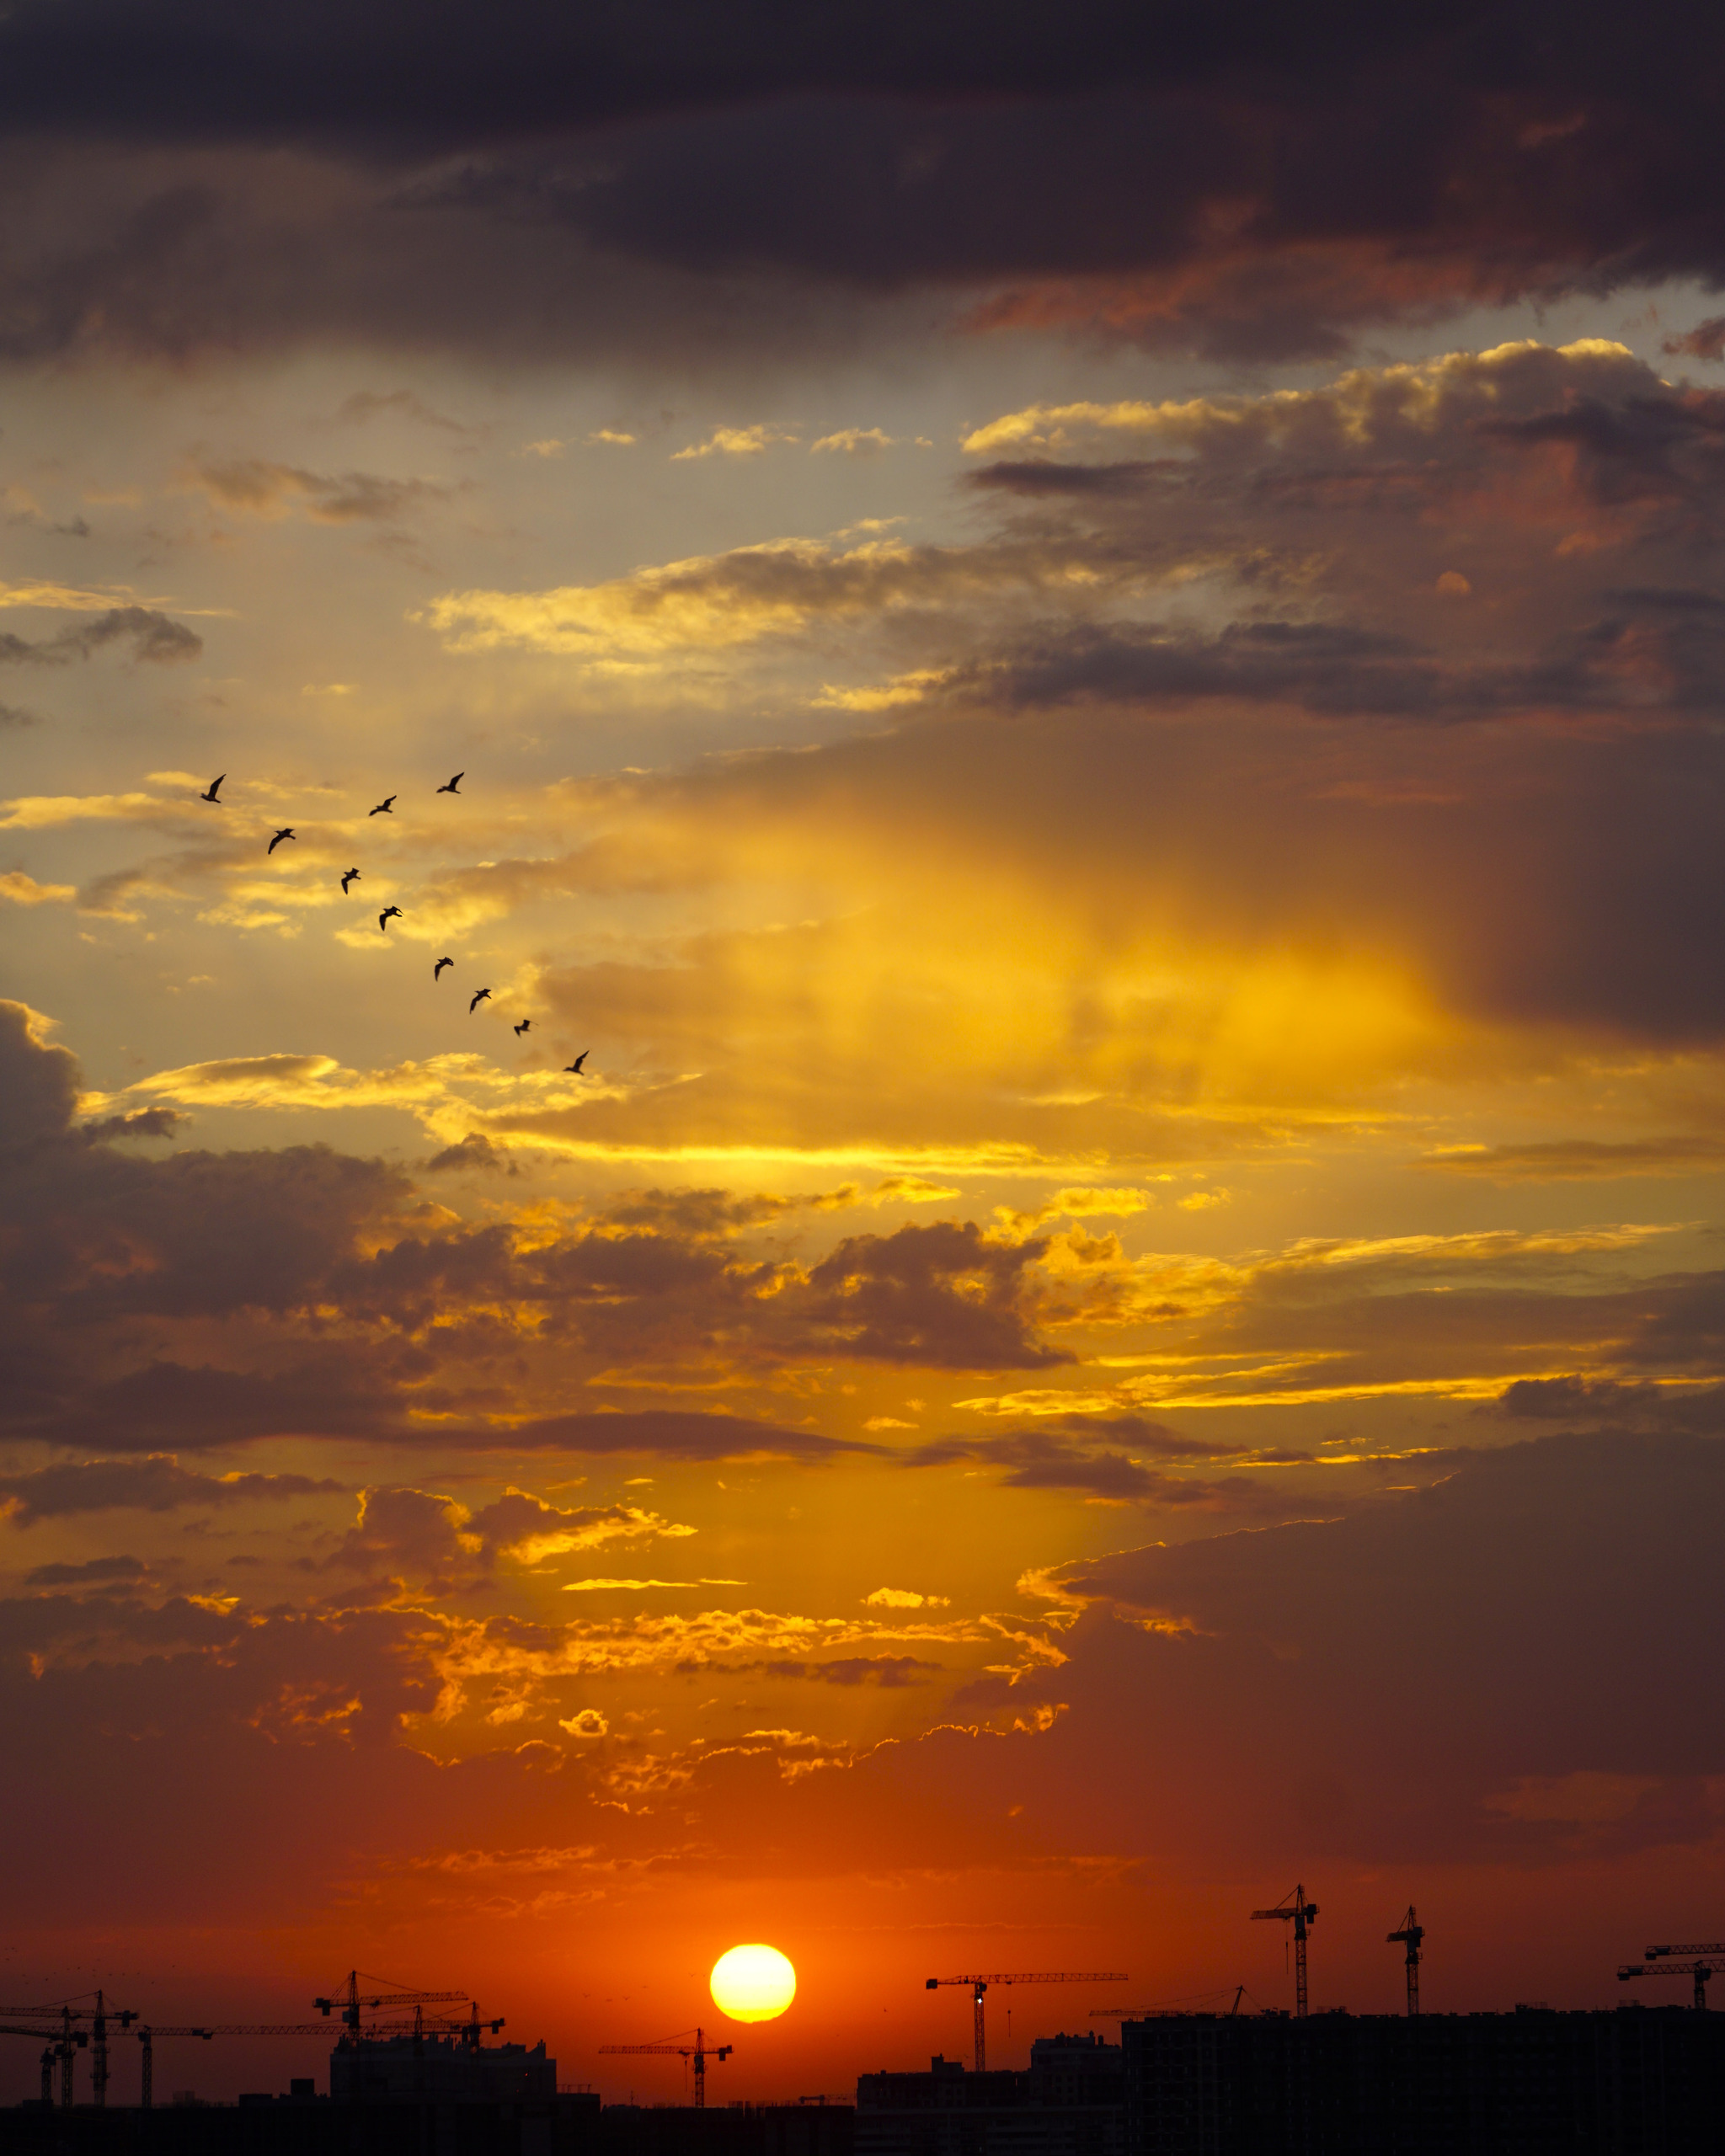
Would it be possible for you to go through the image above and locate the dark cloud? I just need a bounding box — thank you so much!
[23,1553,147,1587]
[492,1410,871,1460]
[422,1131,510,1173]
[904,1427,1258,1507]
[1495,1375,1664,1422]
[338,388,473,434]
[724,1655,942,1686]
[1010,1433,1725,1863]
[804,1221,1068,1370]
[1420,1136,1725,1181]
[1666,318,1725,362]
[184,458,452,523]
[0,606,201,665]
[0,1008,910,1454]
[0,1454,339,1524]
[0,702,36,726]
[0,2,1482,142]
[77,1105,186,1143]
[0,7,1720,362]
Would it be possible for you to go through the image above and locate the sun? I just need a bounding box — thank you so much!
[710,1943,797,2023]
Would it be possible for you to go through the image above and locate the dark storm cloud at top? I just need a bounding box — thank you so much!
[3,1,1725,362]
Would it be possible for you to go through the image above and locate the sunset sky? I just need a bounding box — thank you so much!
[6,0,1725,2103]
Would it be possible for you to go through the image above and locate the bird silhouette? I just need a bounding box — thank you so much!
[565,1051,589,1075]
[514,1018,531,1037]
[268,827,296,854]
[434,957,453,980]
[469,988,491,1013]
[370,795,397,816]
[200,775,226,804]
[379,905,402,931]
[437,772,464,794]
[340,867,361,893]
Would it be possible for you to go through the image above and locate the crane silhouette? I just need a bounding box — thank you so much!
[600,2027,732,2106]
[1253,1886,1319,2019]
[1620,1942,1725,2011]
[1388,1907,1424,2016]
[925,1974,1126,2072]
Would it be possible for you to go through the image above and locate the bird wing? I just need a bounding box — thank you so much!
[451,772,463,787]
[574,1051,588,1071]
[206,775,224,798]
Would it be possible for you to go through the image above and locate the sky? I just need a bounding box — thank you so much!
[5,0,1725,2104]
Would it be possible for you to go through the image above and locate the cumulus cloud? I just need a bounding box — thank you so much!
[0,869,75,905]
[414,529,1106,664]
[810,428,895,456]
[670,424,798,460]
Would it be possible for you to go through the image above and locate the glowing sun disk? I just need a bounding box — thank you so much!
[711,1943,797,2022]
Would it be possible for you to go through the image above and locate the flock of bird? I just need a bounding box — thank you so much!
[199,771,589,1075]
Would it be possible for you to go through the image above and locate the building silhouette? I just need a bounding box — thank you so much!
[857,2033,1123,2156]
[1119,2003,1725,2153]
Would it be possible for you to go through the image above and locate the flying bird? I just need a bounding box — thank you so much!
[379,905,402,931]
[200,774,225,804]
[437,772,464,794]
[268,827,296,854]
[469,988,491,1013]
[434,956,453,979]
[340,867,361,893]
[370,795,397,816]
[564,1052,589,1075]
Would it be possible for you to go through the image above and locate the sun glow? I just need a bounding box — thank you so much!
[710,1943,797,2023]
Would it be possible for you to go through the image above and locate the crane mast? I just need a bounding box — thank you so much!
[1252,1886,1320,2019]
[1387,1907,1424,2016]
[599,2027,733,2107]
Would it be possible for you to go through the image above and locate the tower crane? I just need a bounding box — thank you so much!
[0,2025,83,2112]
[600,2027,732,2107]
[313,1972,470,2035]
[1252,1886,1319,2020]
[924,1974,1128,2072]
[1619,1941,1725,2012]
[1090,1987,1247,2022]
[0,1973,492,2109]
[0,1996,133,2110]
[131,2008,503,2108]
[1387,1908,1424,2017]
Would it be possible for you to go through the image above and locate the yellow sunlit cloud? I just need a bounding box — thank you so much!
[671,424,799,460]
[0,870,76,905]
